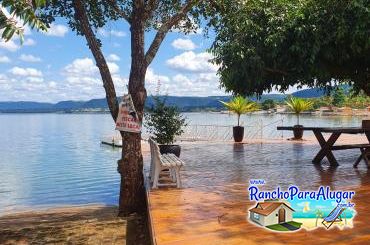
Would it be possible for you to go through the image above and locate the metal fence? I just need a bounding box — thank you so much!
[176,119,285,142]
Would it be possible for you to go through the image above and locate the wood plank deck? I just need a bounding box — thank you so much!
[146,142,370,245]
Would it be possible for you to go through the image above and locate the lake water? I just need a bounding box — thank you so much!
[0,113,366,213]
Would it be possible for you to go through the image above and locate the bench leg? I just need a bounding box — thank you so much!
[171,168,177,182]
[152,167,161,189]
[175,167,182,188]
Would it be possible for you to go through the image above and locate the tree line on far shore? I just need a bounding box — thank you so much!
[261,88,370,111]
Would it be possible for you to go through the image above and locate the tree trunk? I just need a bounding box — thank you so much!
[117,1,147,216]
[73,0,144,216]
[73,0,118,120]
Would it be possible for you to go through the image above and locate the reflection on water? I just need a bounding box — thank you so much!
[0,113,367,213]
[0,114,121,213]
[180,142,368,190]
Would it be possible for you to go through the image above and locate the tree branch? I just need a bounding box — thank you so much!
[144,0,159,20]
[107,0,131,24]
[144,0,199,66]
[73,0,119,120]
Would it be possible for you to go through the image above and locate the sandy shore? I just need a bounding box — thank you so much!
[0,205,149,245]
[294,218,354,230]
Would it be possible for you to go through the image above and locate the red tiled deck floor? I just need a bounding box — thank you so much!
[147,140,370,245]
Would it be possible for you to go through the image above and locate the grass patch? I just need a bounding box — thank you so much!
[266,224,290,231]
[266,221,302,231]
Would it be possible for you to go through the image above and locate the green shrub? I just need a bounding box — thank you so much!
[145,96,187,145]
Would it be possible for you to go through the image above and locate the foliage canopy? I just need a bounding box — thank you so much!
[286,97,313,125]
[145,96,187,145]
[0,0,47,42]
[210,0,370,96]
[220,96,258,126]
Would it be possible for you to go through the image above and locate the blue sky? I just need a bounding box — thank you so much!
[0,17,299,103]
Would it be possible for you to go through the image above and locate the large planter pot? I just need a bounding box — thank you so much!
[233,126,244,143]
[293,125,304,140]
[159,144,181,157]
[362,120,370,129]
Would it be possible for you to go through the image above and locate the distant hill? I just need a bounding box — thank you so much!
[291,85,350,98]
[0,88,337,113]
[291,88,326,98]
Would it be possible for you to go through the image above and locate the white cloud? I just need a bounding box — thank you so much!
[146,68,170,84]
[166,51,218,73]
[171,38,197,50]
[168,72,222,96]
[56,57,125,100]
[43,24,68,37]
[27,77,44,83]
[64,58,97,76]
[98,28,126,38]
[19,54,42,62]
[0,36,35,52]
[107,62,119,74]
[0,39,19,52]
[9,67,43,77]
[0,55,10,63]
[144,67,223,97]
[24,38,36,46]
[108,54,120,61]
[63,57,119,76]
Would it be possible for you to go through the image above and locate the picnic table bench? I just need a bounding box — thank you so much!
[277,126,370,167]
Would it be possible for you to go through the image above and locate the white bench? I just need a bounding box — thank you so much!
[149,138,184,188]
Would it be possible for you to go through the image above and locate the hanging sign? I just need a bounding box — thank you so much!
[115,94,142,133]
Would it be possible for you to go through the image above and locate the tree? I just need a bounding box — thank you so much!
[220,96,258,126]
[0,0,47,42]
[210,0,370,96]
[261,99,275,110]
[331,87,346,107]
[286,97,313,125]
[315,209,324,227]
[42,0,212,216]
[145,96,187,145]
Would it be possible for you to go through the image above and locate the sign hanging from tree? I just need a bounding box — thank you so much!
[115,94,141,133]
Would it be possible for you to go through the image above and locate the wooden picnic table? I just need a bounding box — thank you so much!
[277,126,370,167]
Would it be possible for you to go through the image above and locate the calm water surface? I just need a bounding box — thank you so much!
[0,113,366,213]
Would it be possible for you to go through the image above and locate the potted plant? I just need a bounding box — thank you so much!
[286,97,313,140]
[220,96,258,142]
[145,96,187,157]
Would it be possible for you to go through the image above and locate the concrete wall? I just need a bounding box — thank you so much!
[250,212,265,226]
[264,204,293,226]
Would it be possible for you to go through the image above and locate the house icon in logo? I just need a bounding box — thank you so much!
[249,199,295,227]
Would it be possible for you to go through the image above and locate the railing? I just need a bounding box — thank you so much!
[176,119,285,142]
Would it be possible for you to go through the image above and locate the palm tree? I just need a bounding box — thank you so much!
[220,96,258,126]
[315,209,324,227]
[286,97,313,125]
[220,96,258,142]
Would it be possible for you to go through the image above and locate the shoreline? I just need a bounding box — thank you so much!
[294,218,354,230]
[1,110,369,116]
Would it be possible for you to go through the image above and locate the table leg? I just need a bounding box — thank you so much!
[353,149,364,168]
[312,131,341,166]
[365,132,370,167]
[365,132,370,142]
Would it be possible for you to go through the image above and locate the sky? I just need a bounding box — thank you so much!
[0,17,300,103]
